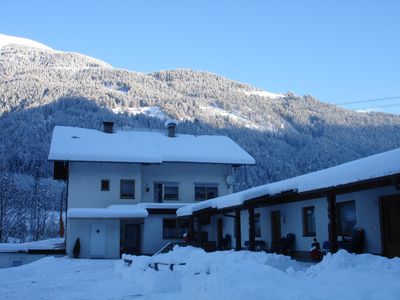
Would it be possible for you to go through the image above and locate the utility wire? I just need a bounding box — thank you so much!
[338,96,400,106]
[356,102,400,110]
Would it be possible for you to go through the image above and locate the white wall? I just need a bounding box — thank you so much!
[67,218,120,258]
[68,162,142,208]
[336,186,398,254]
[140,163,232,203]
[232,186,399,255]
[142,214,182,255]
[259,198,328,251]
[68,162,233,208]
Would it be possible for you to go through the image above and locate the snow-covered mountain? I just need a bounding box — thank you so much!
[0,33,52,51]
[1,32,400,176]
[1,33,400,241]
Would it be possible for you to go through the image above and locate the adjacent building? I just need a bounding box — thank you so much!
[177,147,400,258]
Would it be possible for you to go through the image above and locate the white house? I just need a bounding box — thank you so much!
[48,121,255,258]
[177,147,400,258]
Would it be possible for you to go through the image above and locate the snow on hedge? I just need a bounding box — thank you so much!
[118,247,400,300]
[0,238,64,253]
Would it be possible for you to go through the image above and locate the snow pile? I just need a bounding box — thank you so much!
[118,247,400,300]
[1,248,399,299]
[0,257,140,300]
[0,33,52,51]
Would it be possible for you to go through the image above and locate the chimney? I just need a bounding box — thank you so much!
[103,121,114,134]
[165,119,177,138]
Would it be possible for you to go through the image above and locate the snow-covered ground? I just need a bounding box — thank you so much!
[0,247,399,300]
[111,106,167,119]
[243,90,284,99]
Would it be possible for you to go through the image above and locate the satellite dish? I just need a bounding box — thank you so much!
[226,175,235,185]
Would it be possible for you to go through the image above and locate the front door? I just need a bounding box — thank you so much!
[90,224,106,257]
[271,211,281,249]
[381,194,400,258]
[124,224,140,255]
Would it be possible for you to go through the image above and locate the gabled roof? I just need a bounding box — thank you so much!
[48,126,255,165]
[177,147,400,216]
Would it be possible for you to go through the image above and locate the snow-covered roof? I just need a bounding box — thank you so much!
[136,203,191,210]
[177,147,400,216]
[48,126,255,165]
[67,203,192,219]
[68,206,149,219]
[0,238,64,253]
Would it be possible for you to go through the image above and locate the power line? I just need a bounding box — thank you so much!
[337,96,400,106]
[356,102,400,110]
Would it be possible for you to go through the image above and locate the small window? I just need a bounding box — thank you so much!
[337,201,356,236]
[162,218,188,239]
[194,184,218,201]
[154,182,179,202]
[101,179,110,191]
[120,179,135,199]
[255,213,261,237]
[11,260,23,267]
[302,206,316,236]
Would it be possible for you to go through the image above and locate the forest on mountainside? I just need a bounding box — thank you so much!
[1,44,400,242]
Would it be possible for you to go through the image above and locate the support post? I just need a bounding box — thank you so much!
[188,216,194,233]
[327,193,338,253]
[188,216,194,245]
[217,218,223,250]
[196,217,202,248]
[248,207,256,251]
[235,209,242,250]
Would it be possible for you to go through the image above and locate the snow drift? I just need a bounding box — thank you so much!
[118,247,400,300]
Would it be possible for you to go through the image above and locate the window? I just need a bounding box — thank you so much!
[162,218,188,239]
[255,213,261,237]
[120,179,135,199]
[194,184,218,201]
[302,206,316,236]
[11,260,23,267]
[337,201,356,235]
[154,182,179,202]
[101,179,110,191]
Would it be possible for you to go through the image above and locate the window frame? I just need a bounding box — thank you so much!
[194,183,219,201]
[336,200,356,236]
[101,179,110,191]
[162,218,188,240]
[120,179,135,199]
[154,182,179,202]
[302,206,316,237]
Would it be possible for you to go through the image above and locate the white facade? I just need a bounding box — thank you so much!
[65,161,234,258]
[68,162,232,208]
[202,185,399,256]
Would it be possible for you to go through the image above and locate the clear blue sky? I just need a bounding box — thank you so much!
[1,0,400,114]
